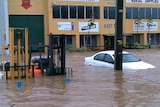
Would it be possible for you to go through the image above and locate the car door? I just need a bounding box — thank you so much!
[103,54,114,68]
[93,53,106,66]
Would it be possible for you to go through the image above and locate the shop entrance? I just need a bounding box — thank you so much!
[80,35,97,49]
[104,35,114,50]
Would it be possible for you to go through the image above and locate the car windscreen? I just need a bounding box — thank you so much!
[123,54,140,62]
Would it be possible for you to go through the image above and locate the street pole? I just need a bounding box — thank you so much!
[114,0,123,70]
[137,23,138,38]
[147,18,153,48]
[148,25,150,48]
[135,22,139,46]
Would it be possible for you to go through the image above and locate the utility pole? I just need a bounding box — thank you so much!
[114,0,123,70]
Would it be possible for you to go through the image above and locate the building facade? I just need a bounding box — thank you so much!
[2,0,160,51]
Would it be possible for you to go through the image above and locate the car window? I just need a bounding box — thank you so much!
[104,54,114,63]
[123,54,140,62]
[94,53,105,61]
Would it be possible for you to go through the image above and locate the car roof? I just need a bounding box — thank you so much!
[96,50,129,55]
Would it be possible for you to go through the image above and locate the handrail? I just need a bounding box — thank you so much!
[5,65,34,79]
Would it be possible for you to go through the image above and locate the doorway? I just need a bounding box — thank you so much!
[104,35,114,50]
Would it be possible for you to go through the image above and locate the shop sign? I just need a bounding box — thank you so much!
[21,0,32,9]
[104,24,115,28]
[58,22,74,30]
[126,0,160,4]
[133,22,158,31]
[79,22,99,32]
[103,0,115,5]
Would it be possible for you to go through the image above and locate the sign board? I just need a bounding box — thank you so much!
[21,0,32,9]
[126,0,160,4]
[58,22,74,30]
[79,22,99,32]
[133,22,158,31]
[104,24,115,28]
[103,0,115,5]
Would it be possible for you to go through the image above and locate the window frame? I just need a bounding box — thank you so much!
[94,53,105,61]
[70,6,77,19]
[61,5,68,19]
[52,5,60,18]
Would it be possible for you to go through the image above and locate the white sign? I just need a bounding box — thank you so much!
[133,22,158,31]
[79,22,99,32]
[58,22,74,30]
[126,0,160,4]
[104,24,115,28]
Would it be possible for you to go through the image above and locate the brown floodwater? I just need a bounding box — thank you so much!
[0,49,160,107]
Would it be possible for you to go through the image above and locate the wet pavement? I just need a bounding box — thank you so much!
[0,49,160,107]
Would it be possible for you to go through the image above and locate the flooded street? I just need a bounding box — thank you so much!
[0,49,160,107]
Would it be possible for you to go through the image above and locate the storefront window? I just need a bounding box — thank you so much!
[139,8,145,19]
[159,8,160,19]
[61,6,68,19]
[133,34,140,44]
[70,6,77,19]
[104,7,108,19]
[146,8,151,19]
[126,7,132,19]
[52,5,60,18]
[133,7,138,19]
[126,35,140,45]
[109,7,115,19]
[78,6,84,19]
[126,7,160,19]
[86,6,92,19]
[66,36,72,45]
[152,8,158,19]
[94,7,100,19]
[149,34,160,45]
[80,35,97,48]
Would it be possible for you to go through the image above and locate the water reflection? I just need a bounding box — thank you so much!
[113,71,126,107]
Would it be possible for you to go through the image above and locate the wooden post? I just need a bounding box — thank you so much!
[9,28,15,79]
[17,32,22,79]
[25,28,29,78]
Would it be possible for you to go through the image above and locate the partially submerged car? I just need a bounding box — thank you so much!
[84,50,155,70]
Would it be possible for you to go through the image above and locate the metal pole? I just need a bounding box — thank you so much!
[114,0,123,70]
[48,33,54,74]
[147,16,153,48]
[61,35,66,74]
[148,25,150,48]
[137,23,138,38]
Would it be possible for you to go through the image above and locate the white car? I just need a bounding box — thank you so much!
[84,50,155,70]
